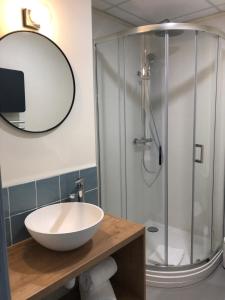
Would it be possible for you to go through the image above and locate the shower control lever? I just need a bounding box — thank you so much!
[133,137,152,145]
[159,146,162,165]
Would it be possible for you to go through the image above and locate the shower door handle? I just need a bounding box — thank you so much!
[195,144,204,163]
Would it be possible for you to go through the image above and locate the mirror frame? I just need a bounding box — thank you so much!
[0,30,76,133]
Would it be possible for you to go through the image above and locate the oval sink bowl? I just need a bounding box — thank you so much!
[24,202,104,251]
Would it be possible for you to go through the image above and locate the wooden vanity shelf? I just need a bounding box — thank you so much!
[8,214,146,300]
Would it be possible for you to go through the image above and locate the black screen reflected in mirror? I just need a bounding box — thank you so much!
[0,68,26,113]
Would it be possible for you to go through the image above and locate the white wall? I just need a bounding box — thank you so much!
[0,0,96,187]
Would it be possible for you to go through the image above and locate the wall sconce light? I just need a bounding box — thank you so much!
[22,8,40,30]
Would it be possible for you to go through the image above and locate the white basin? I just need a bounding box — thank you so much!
[24,202,104,251]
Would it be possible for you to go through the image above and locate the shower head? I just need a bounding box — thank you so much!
[147,53,156,63]
[137,51,155,80]
[155,29,184,37]
[154,19,184,37]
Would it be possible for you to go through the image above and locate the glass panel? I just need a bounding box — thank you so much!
[168,31,196,266]
[193,32,218,263]
[212,37,225,253]
[96,39,125,217]
[124,33,166,265]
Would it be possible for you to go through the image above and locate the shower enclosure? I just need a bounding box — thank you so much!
[95,23,225,287]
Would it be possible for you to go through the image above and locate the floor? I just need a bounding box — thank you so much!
[45,264,225,300]
[147,264,225,300]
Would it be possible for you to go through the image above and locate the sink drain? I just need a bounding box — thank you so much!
[147,226,159,233]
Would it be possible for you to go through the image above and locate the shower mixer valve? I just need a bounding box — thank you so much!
[133,137,153,145]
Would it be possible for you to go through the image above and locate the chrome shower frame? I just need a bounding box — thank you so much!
[94,22,225,44]
[94,22,225,286]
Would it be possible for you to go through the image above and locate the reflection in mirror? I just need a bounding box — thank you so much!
[0,31,75,133]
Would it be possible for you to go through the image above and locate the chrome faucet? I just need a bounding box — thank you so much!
[68,177,85,202]
[75,177,85,202]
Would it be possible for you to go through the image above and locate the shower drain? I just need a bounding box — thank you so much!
[147,226,159,233]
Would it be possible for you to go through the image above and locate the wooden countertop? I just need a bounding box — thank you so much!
[8,214,145,300]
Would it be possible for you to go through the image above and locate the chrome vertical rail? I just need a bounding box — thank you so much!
[164,32,169,266]
[94,43,102,208]
[220,37,225,247]
[0,170,11,299]
[210,36,220,254]
[190,31,198,264]
[118,37,127,219]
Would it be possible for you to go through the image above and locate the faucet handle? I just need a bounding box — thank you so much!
[75,177,85,202]
[75,177,84,188]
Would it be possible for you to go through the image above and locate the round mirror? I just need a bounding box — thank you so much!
[0,31,75,133]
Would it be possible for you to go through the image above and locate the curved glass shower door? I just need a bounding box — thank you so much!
[167,30,196,266]
[193,32,219,264]
[95,24,225,272]
[124,33,167,266]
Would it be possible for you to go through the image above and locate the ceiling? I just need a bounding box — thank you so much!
[92,0,225,25]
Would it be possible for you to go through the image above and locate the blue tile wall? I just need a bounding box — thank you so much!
[36,177,60,206]
[2,188,9,218]
[80,167,97,191]
[9,182,36,215]
[11,210,34,244]
[4,218,11,247]
[2,166,98,247]
[60,171,79,199]
[85,189,98,205]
